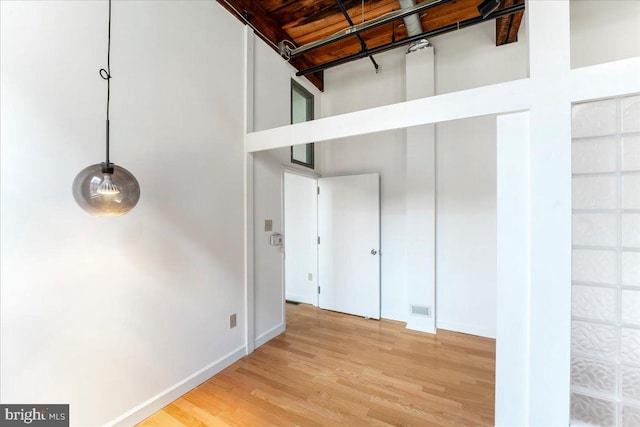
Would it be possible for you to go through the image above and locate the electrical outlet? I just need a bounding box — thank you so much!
[308,273,313,281]
[230,313,237,329]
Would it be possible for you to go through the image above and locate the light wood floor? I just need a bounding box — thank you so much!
[139,303,496,426]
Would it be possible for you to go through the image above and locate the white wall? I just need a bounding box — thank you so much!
[320,20,527,335]
[434,20,528,94]
[323,48,406,117]
[570,0,640,69]
[1,1,245,425]
[436,116,497,338]
[251,39,322,346]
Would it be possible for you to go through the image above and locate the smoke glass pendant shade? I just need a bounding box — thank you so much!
[72,163,140,216]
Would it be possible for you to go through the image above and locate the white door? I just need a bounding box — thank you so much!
[318,173,380,319]
[284,172,318,305]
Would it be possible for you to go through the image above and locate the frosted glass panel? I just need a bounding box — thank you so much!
[623,134,640,172]
[621,290,640,326]
[572,97,640,427]
[572,99,618,138]
[572,250,617,284]
[572,285,617,322]
[621,214,640,248]
[622,175,640,209]
[573,214,618,247]
[621,252,640,287]
[621,365,640,400]
[571,393,616,426]
[571,357,617,396]
[573,176,617,209]
[623,405,640,427]
[623,95,640,133]
[621,328,640,364]
[572,137,617,174]
[572,321,618,361]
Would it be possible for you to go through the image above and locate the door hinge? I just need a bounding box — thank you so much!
[318,286,321,294]
[317,236,320,244]
[317,187,320,195]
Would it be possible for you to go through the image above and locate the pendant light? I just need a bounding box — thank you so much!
[72,0,140,216]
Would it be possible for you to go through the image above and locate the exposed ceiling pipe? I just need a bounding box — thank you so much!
[296,2,525,76]
[398,0,429,52]
[279,0,448,60]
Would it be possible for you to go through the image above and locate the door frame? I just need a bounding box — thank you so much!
[281,166,321,326]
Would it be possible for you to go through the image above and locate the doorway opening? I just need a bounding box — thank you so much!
[283,170,382,320]
[283,170,318,306]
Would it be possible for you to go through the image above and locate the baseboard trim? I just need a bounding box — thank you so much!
[255,322,285,349]
[285,293,315,305]
[381,311,406,323]
[406,319,436,335]
[105,345,246,427]
[437,320,496,339]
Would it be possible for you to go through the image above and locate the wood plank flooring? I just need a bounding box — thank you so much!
[138,303,495,426]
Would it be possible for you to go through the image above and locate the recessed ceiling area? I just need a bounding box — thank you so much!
[217,0,525,91]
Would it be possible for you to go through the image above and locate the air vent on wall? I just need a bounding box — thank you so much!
[411,305,432,318]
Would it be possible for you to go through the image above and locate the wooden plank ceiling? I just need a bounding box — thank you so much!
[217,0,525,91]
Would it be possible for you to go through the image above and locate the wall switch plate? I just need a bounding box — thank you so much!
[308,273,313,281]
[230,313,237,328]
[264,220,272,232]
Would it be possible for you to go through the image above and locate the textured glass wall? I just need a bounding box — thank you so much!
[571,95,640,426]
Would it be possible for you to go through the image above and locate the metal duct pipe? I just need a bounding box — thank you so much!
[399,0,423,36]
[279,0,446,59]
[399,0,429,52]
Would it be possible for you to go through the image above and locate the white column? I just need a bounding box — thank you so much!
[405,47,436,333]
[495,111,530,425]
[527,1,572,424]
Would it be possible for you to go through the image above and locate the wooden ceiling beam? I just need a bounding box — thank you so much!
[216,0,324,91]
[496,0,524,46]
[284,0,398,45]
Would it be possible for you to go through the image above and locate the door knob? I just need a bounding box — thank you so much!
[371,249,378,255]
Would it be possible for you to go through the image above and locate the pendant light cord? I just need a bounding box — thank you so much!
[99,0,112,168]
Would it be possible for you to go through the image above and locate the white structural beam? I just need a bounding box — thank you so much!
[570,56,640,102]
[246,60,639,154]
[246,78,532,152]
